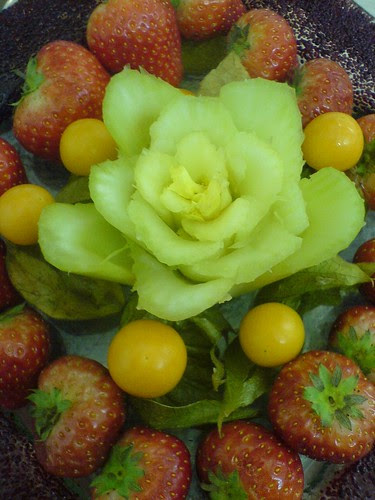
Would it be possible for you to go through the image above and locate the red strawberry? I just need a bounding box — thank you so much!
[0,304,50,409]
[357,114,375,144]
[174,0,246,41]
[0,138,27,196]
[353,238,375,302]
[0,239,22,312]
[91,425,192,499]
[13,40,110,161]
[292,58,353,128]
[329,305,375,383]
[268,350,375,464]
[228,8,298,82]
[29,354,126,477]
[86,0,183,87]
[347,115,375,210]
[196,420,304,499]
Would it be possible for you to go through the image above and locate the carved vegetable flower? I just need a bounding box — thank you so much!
[39,68,364,320]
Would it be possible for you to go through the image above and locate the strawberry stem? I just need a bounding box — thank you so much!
[227,25,250,57]
[336,327,375,376]
[303,364,367,430]
[12,56,45,106]
[201,468,248,500]
[90,444,144,497]
[28,387,72,440]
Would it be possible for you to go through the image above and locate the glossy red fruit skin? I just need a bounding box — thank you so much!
[293,58,353,128]
[86,0,183,87]
[357,114,375,144]
[353,238,375,303]
[13,40,110,161]
[229,8,298,82]
[0,138,28,196]
[0,305,50,409]
[196,420,304,499]
[34,355,125,478]
[329,305,375,383]
[268,350,375,464]
[175,0,246,40]
[92,426,192,499]
[0,240,22,313]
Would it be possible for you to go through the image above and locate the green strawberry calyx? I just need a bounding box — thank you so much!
[201,468,247,500]
[303,364,367,431]
[336,327,375,376]
[227,25,251,58]
[90,444,144,497]
[13,56,45,106]
[28,387,72,440]
[290,65,307,98]
[354,139,375,177]
[170,0,180,8]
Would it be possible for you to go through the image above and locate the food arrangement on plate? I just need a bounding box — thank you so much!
[0,0,374,498]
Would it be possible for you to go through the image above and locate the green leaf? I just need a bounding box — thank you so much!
[5,243,126,320]
[28,388,72,440]
[91,445,144,497]
[56,175,91,204]
[199,52,249,97]
[130,397,258,429]
[218,338,274,428]
[182,36,227,76]
[255,256,372,315]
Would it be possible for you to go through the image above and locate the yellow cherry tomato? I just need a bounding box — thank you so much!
[0,184,54,245]
[59,118,117,176]
[302,112,364,171]
[239,302,305,367]
[107,319,187,398]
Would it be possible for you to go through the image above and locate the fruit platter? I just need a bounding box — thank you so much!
[0,0,374,498]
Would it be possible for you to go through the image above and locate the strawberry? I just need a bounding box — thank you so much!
[86,0,183,87]
[292,57,353,128]
[227,8,298,82]
[0,239,22,312]
[0,304,50,409]
[28,354,126,477]
[347,115,375,210]
[329,305,375,383]
[0,138,27,196]
[268,350,375,464]
[353,238,375,303]
[196,420,304,499]
[173,0,246,41]
[357,113,375,144]
[13,40,110,161]
[91,425,192,498]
